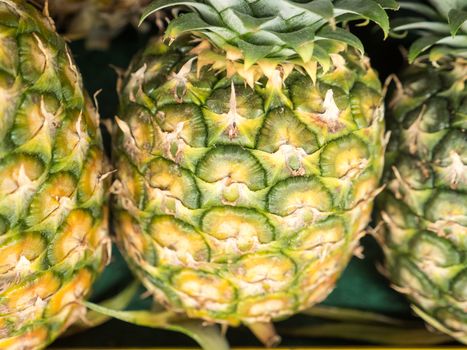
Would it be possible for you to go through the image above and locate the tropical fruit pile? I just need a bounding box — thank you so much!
[0,0,465,349]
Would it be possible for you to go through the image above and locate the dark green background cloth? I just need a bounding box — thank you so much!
[51,26,416,348]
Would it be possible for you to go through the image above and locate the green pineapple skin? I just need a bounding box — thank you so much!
[0,1,109,349]
[113,37,386,326]
[381,59,467,343]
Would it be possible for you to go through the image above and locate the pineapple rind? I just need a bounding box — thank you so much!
[113,36,385,325]
[0,1,109,349]
[382,59,467,344]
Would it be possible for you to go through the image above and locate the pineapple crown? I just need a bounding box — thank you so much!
[392,0,467,63]
[141,0,398,82]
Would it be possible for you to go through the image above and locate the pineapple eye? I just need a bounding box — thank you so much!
[149,215,209,265]
[201,207,274,256]
[196,145,267,191]
[267,176,332,217]
[146,157,200,209]
[320,135,370,179]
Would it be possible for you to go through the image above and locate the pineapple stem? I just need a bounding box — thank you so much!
[248,322,281,348]
[84,300,229,350]
[64,281,140,336]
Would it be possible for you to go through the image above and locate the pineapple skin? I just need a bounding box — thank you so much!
[113,37,386,326]
[381,59,467,343]
[0,1,109,349]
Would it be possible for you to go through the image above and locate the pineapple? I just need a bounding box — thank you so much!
[0,1,110,349]
[112,0,394,338]
[379,0,467,344]
[34,0,152,49]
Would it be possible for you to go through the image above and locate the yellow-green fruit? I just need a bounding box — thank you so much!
[379,0,466,343]
[381,59,467,343]
[113,31,386,326]
[0,1,109,349]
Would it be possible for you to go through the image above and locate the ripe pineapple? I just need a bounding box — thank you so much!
[380,0,467,344]
[113,0,394,335]
[34,0,151,49]
[0,1,110,349]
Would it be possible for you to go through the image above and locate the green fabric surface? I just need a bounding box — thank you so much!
[51,26,422,348]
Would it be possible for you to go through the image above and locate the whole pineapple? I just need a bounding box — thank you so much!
[0,1,109,349]
[113,0,393,334]
[33,0,152,49]
[380,0,467,344]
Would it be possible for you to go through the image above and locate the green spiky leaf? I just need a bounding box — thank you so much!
[448,8,467,36]
[408,34,467,62]
[334,0,390,37]
[142,0,396,70]
[408,35,443,62]
[312,42,332,71]
[165,13,212,37]
[438,34,467,47]
[237,39,276,68]
[141,0,221,25]
[392,19,450,34]
[208,0,252,13]
[395,0,467,61]
[374,0,400,10]
[285,0,335,20]
[428,0,466,19]
[399,2,440,20]
[271,27,317,61]
[317,26,364,54]
[226,9,275,34]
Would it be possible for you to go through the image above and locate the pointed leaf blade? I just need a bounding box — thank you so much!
[448,9,467,36]
[207,0,251,13]
[175,320,231,350]
[408,35,443,62]
[373,0,399,10]
[392,20,450,34]
[84,302,230,350]
[317,26,364,54]
[271,27,316,61]
[237,39,276,68]
[165,13,212,37]
[335,0,390,37]
[398,2,441,20]
[285,0,334,20]
[229,10,275,33]
[438,34,467,47]
[313,43,332,72]
[141,0,221,25]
